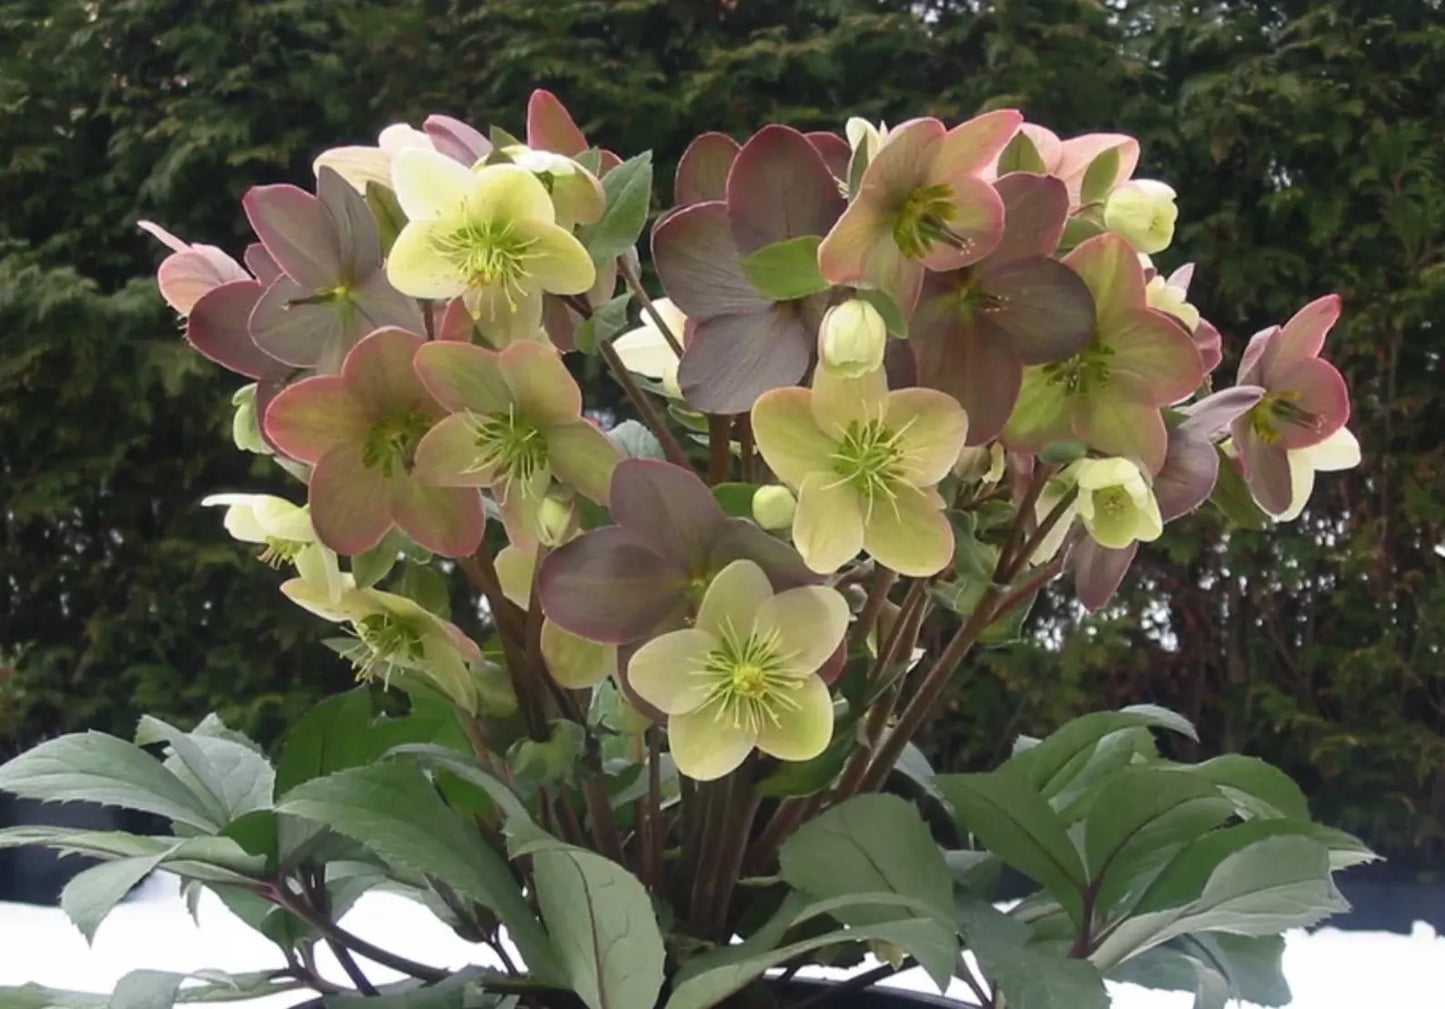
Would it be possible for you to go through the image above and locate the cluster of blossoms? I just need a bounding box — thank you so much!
[147,92,1357,782]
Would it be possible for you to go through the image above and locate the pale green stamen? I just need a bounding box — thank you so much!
[258,537,306,569]
[695,622,802,736]
[346,612,426,686]
[827,417,918,518]
[1248,391,1317,445]
[1093,486,1131,519]
[361,410,433,478]
[432,218,540,308]
[462,407,549,497]
[1043,339,1115,395]
[893,183,976,260]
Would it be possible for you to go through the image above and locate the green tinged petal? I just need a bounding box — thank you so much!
[1003,366,1074,454]
[753,586,850,675]
[696,559,774,638]
[885,387,970,488]
[547,421,622,504]
[493,543,538,609]
[755,675,834,762]
[862,483,954,577]
[668,703,756,781]
[510,218,596,295]
[750,387,838,489]
[498,342,582,425]
[793,472,865,575]
[541,620,615,689]
[412,413,496,487]
[810,365,889,438]
[628,628,719,715]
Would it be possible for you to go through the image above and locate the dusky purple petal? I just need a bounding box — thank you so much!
[526,89,588,156]
[726,125,845,255]
[309,443,394,555]
[1232,426,1293,515]
[977,257,1095,365]
[244,243,282,286]
[1179,386,1265,437]
[1155,427,1219,522]
[652,201,773,319]
[317,167,382,280]
[883,336,918,391]
[423,114,492,165]
[242,184,340,291]
[538,526,689,644]
[389,478,485,558]
[917,317,1022,447]
[609,459,727,570]
[678,302,816,414]
[708,519,817,591]
[354,268,427,336]
[249,275,348,370]
[806,131,852,181]
[1262,294,1341,376]
[1269,357,1350,449]
[986,173,1070,265]
[1192,317,1224,375]
[1074,539,1137,612]
[187,280,279,379]
[675,132,740,206]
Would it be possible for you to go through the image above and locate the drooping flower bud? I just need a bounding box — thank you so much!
[1103,179,1178,254]
[231,384,269,455]
[752,484,798,531]
[536,491,579,548]
[818,298,887,378]
[845,118,888,162]
[1071,456,1164,549]
[954,442,1007,484]
[1145,275,1200,330]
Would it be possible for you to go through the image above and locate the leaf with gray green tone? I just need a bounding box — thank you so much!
[1006,706,1197,800]
[573,293,632,353]
[386,743,533,822]
[397,562,451,620]
[608,419,664,460]
[581,152,653,265]
[0,827,264,884]
[351,531,406,589]
[1165,755,1310,821]
[959,900,1109,1009]
[61,851,173,944]
[739,236,829,301]
[506,823,663,1009]
[134,716,274,826]
[0,733,221,833]
[779,794,958,987]
[276,762,558,980]
[936,769,1086,922]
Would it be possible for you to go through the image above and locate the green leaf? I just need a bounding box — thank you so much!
[1038,440,1089,465]
[387,744,533,822]
[506,824,664,1009]
[109,971,185,1009]
[1007,705,1197,799]
[666,892,941,1009]
[1209,446,1268,529]
[398,562,451,620]
[608,419,663,460]
[582,152,653,265]
[1050,727,1154,822]
[0,985,105,1009]
[0,827,263,884]
[1079,146,1121,206]
[364,182,405,255]
[755,725,853,797]
[996,133,1048,175]
[936,769,1086,922]
[351,531,407,589]
[739,236,828,301]
[778,794,958,987]
[0,732,220,833]
[1167,755,1309,821]
[276,762,558,981]
[853,288,908,337]
[1082,767,1235,916]
[1194,934,1291,1007]
[275,689,455,795]
[135,716,274,827]
[573,294,632,354]
[968,923,1110,1009]
[61,850,173,944]
[711,482,760,519]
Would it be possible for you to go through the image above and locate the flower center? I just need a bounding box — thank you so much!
[894,183,975,260]
[1248,391,1317,445]
[464,408,550,495]
[697,623,802,735]
[830,419,909,509]
[1093,486,1131,519]
[1042,338,1115,395]
[258,537,306,568]
[362,410,433,478]
[347,612,426,685]
[433,218,537,303]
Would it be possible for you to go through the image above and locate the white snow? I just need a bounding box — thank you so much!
[0,874,1440,1007]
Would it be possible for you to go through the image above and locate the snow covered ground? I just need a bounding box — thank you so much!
[0,875,1440,1007]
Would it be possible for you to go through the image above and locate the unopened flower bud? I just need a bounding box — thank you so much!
[1145,275,1200,330]
[231,384,269,455]
[752,485,797,531]
[1103,179,1178,255]
[845,118,888,162]
[954,442,1006,484]
[819,298,887,378]
[537,492,578,547]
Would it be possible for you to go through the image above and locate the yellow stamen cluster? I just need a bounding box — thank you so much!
[695,622,802,736]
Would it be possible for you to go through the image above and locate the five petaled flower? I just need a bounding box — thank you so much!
[751,366,968,576]
[386,150,596,345]
[264,327,485,557]
[627,559,847,781]
[201,493,344,604]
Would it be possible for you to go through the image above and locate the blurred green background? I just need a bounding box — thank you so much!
[1,0,1440,867]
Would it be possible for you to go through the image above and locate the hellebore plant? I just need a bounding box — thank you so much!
[1,91,1371,1009]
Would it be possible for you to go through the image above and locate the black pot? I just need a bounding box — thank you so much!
[763,979,970,1008]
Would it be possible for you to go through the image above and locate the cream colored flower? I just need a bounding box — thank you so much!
[313,123,434,192]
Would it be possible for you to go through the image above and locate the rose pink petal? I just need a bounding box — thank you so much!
[263,375,369,464]
[931,109,1022,181]
[805,131,851,181]
[1154,427,1219,522]
[390,479,485,558]
[242,184,341,291]
[155,248,249,316]
[526,89,589,156]
[245,244,282,286]
[187,280,280,379]
[309,443,394,554]
[652,201,774,318]
[137,220,190,254]
[1056,134,1140,203]
[817,197,924,312]
[985,173,1070,265]
[1261,294,1341,376]
[1179,386,1265,436]
[1192,317,1224,374]
[423,114,491,165]
[675,132,740,206]
[341,327,435,417]
[678,303,816,414]
[1106,311,1205,407]
[725,125,844,255]
[1235,428,1292,515]
[1269,357,1350,449]
[915,175,1004,272]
